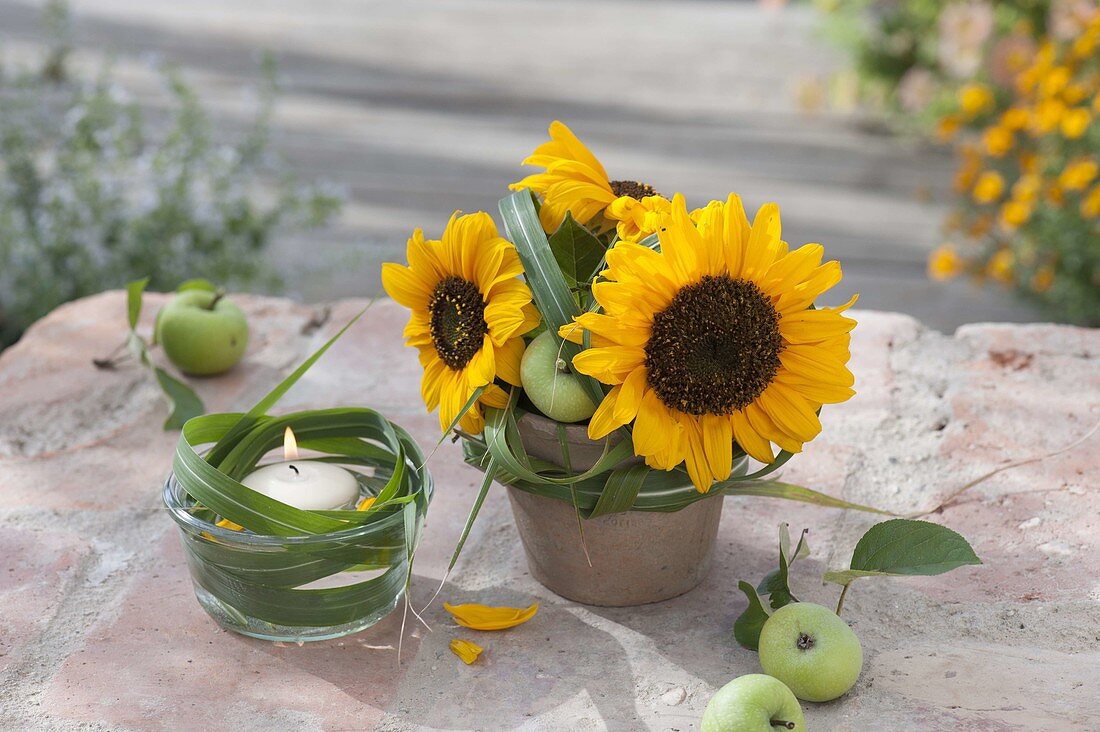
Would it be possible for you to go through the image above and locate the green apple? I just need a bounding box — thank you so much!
[520,331,598,423]
[758,602,863,702]
[701,674,805,732]
[155,289,249,376]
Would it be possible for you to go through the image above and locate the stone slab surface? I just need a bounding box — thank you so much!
[0,291,1097,731]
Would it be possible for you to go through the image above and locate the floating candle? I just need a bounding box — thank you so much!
[241,427,360,511]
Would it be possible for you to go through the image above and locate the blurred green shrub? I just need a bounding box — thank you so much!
[0,2,341,347]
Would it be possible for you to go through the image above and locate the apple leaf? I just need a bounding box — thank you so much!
[824,519,981,586]
[154,366,206,430]
[756,523,809,610]
[547,212,606,288]
[126,277,149,329]
[733,580,771,651]
[108,278,207,431]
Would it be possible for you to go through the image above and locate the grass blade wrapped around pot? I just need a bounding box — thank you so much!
[163,312,432,639]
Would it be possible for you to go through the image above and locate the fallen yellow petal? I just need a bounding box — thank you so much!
[357,496,377,511]
[443,602,539,630]
[215,518,243,531]
[449,638,483,665]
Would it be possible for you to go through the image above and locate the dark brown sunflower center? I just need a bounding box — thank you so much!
[428,276,488,370]
[644,275,783,416]
[609,179,659,200]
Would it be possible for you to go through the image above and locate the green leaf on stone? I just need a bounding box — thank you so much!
[154,366,206,430]
[824,519,981,588]
[547,212,607,288]
[734,580,772,651]
[757,523,810,610]
[127,277,149,329]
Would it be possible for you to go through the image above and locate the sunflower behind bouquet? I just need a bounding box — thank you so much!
[383,122,876,570]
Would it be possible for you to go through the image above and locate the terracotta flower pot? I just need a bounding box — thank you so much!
[507,412,730,607]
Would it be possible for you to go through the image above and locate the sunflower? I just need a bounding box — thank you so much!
[382,212,540,435]
[510,120,670,241]
[559,194,858,492]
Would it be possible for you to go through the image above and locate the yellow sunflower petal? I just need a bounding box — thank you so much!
[722,193,752,278]
[701,413,734,483]
[479,383,511,409]
[757,385,822,444]
[773,261,844,314]
[381,262,433,309]
[463,334,496,388]
[678,415,714,492]
[731,409,775,464]
[740,203,784,281]
[632,389,682,458]
[568,312,650,348]
[759,243,825,296]
[420,352,447,411]
[356,496,376,511]
[773,372,855,404]
[778,298,858,344]
[494,336,526,386]
[443,602,539,630]
[570,345,646,385]
[657,194,703,284]
[613,366,648,424]
[406,228,445,283]
[449,638,484,665]
[745,402,802,455]
[215,518,243,531]
[588,385,625,440]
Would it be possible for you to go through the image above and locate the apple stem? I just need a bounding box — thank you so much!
[206,289,226,310]
[92,339,129,370]
[770,721,796,730]
[835,582,853,617]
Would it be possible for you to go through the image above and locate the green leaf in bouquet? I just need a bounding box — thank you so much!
[721,480,894,515]
[155,366,206,430]
[498,190,604,406]
[447,454,497,572]
[547,212,607,288]
[824,518,981,585]
[588,462,649,518]
[733,580,771,651]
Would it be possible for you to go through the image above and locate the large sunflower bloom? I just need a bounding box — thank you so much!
[382,212,540,435]
[559,194,858,492]
[510,120,670,241]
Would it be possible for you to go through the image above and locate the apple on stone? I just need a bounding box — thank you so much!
[758,602,863,703]
[155,289,249,376]
[701,674,805,732]
[520,331,598,423]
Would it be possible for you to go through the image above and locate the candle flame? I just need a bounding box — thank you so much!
[283,426,300,461]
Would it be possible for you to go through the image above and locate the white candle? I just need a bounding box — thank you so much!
[241,427,360,511]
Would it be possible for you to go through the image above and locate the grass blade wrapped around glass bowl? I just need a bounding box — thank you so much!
[163,312,433,640]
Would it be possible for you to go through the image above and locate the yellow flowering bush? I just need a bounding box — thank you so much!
[932,11,1100,324]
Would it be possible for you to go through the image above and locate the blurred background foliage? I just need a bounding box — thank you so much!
[817,0,1099,325]
[0,1,341,347]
